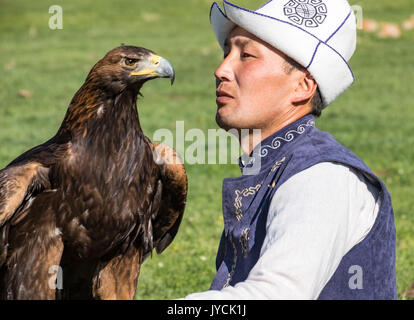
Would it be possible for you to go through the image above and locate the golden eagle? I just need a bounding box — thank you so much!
[0,46,187,300]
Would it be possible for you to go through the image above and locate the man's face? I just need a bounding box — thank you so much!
[215,27,299,132]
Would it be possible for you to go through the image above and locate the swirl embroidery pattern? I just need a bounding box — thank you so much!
[259,119,315,157]
[239,228,251,258]
[225,157,286,287]
[223,234,238,288]
[234,184,262,221]
[283,0,328,28]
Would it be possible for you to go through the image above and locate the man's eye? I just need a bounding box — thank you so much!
[241,52,253,58]
[124,58,138,66]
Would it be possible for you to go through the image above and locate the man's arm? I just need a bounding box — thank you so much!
[183,162,380,299]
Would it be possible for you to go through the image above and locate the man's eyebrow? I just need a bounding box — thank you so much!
[224,38,251,49]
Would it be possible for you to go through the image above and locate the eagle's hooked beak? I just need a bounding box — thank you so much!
[130,54,175,85]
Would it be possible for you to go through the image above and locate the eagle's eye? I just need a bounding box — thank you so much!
[124,57,139,67]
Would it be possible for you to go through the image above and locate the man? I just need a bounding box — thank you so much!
[184,0,397,299]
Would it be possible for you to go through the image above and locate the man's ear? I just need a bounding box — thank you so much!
[291,71,318,105]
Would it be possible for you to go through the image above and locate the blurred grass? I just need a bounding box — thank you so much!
[0,0,413,299]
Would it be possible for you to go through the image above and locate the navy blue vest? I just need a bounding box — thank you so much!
[210,114,397,299]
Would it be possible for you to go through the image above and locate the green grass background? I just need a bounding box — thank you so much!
[0,0,413,299]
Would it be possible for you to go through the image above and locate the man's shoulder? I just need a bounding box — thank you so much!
[290,127,369,171]
[273,161,378,201]
[296,127,348,155]
[271,126,380,190]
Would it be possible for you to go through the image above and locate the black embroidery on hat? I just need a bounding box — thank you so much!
[283,0,327,27]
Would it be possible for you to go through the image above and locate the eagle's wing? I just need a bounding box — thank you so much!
[91,143,187,298]
[151,142,187,255]
[0,162,51,264]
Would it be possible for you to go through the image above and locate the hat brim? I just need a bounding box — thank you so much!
[210,0,355,107]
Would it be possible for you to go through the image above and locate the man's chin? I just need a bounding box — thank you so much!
[215,112,233,131]
[216,114,246,135]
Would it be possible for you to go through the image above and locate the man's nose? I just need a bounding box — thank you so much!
[214,56,234,84]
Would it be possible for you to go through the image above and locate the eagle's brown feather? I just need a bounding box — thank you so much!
[0,46,186,300]
[151,142,187,255]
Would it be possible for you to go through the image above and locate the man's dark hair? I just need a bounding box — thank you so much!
[283,55,324,117]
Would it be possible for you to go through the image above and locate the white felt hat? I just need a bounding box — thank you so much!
[210,0,357,107]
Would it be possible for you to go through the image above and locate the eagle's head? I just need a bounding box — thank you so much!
[86,45,175,95]
[60,46,175,136]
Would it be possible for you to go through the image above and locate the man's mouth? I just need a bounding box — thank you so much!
[216,89,234,105]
